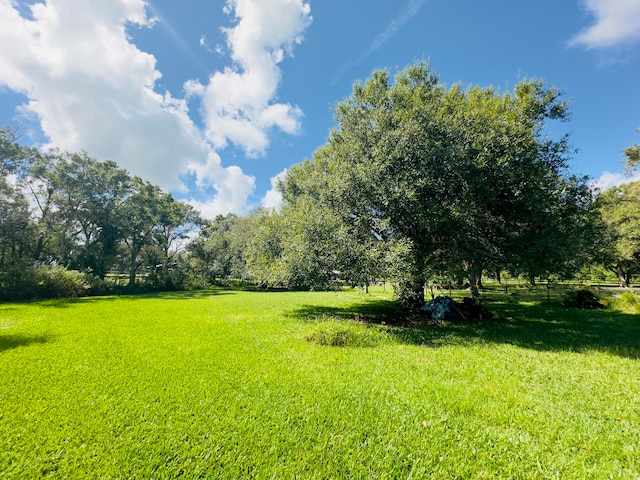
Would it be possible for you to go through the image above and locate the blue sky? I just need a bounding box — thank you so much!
[1,0,639,217]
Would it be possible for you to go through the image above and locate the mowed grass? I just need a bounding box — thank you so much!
[1,287,639,479]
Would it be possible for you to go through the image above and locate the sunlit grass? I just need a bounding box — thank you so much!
[1,287,638,478]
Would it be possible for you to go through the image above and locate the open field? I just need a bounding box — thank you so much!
[1,287,639,478]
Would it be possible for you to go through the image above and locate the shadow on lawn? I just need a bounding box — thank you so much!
[290,300,640,359]
[0,333,50,352]
[35,289,233,308]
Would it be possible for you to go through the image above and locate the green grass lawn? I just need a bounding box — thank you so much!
[1,287,638,478]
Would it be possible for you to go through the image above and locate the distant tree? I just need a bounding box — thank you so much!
[243,204,350,290]
[152,195,199,276]
[0,181,33,269]
[21,152,58,262]
[119,180,165,287]
[596,181,640,287]
[0,126,25,176]
[1,126,203,297]
[244,209,291,287]
[188,213,255,284]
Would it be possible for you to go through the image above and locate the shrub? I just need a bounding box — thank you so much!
[182,272,212,291]
[83,273,111,297]
[0,261,40,300]
[37,265,89,298]
[563,289,604,309]
[144,269,187,292]
[0,264,90,300]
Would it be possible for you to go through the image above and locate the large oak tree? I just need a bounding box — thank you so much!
[280,63,597,305]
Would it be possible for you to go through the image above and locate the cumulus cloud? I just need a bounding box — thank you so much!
[187,158,255,218]
[261,168,288,211]
[592,170,640,191]
[570,0,640,49]
[187,0,312,156]
[0,0,312,217]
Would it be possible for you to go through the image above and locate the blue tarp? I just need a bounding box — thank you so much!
[420,296,457,320]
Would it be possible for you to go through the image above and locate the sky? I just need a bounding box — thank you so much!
[1,0,639,218]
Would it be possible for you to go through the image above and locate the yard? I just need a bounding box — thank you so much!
[1,286,638,478]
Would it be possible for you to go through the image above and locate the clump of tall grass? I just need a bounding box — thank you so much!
[611,291,640,313]
[303,318,394,347]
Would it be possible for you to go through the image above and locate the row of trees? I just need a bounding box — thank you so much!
[186,174,640,300]
[189,65,640,303]
[1,127,197,298]
[2,63,639,303]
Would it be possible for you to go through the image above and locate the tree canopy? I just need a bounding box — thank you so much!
[279,63,597,305]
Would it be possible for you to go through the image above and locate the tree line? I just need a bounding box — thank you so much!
[0,127,198,299]
[2,62,639,303]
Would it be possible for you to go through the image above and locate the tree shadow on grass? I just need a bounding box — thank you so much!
[34,289,234,308]
[0,333,51,353]
[289,300,640,359]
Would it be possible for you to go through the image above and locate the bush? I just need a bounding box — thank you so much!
[83,274,111,296]
[37,265,90,298]
[563,289,604,309]
[143,269,187,292]
[0,261,40,301]
[0,264,90,300]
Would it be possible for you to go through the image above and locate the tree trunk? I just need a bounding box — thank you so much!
[466,262,483,300]
[609,264,631,288]
[128,249,138,288]
[617,270,631,288]
[33,236,45,261]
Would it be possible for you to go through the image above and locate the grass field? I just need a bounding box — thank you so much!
[1,286,639,478]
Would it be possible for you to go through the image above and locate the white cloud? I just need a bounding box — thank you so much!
[570,0,640,49]
[187,156,256,218]
[188,0,312,156]
[261,168,288,210]
[592,170,640,191]
[0,0,312,218]
[199,34,214,53]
